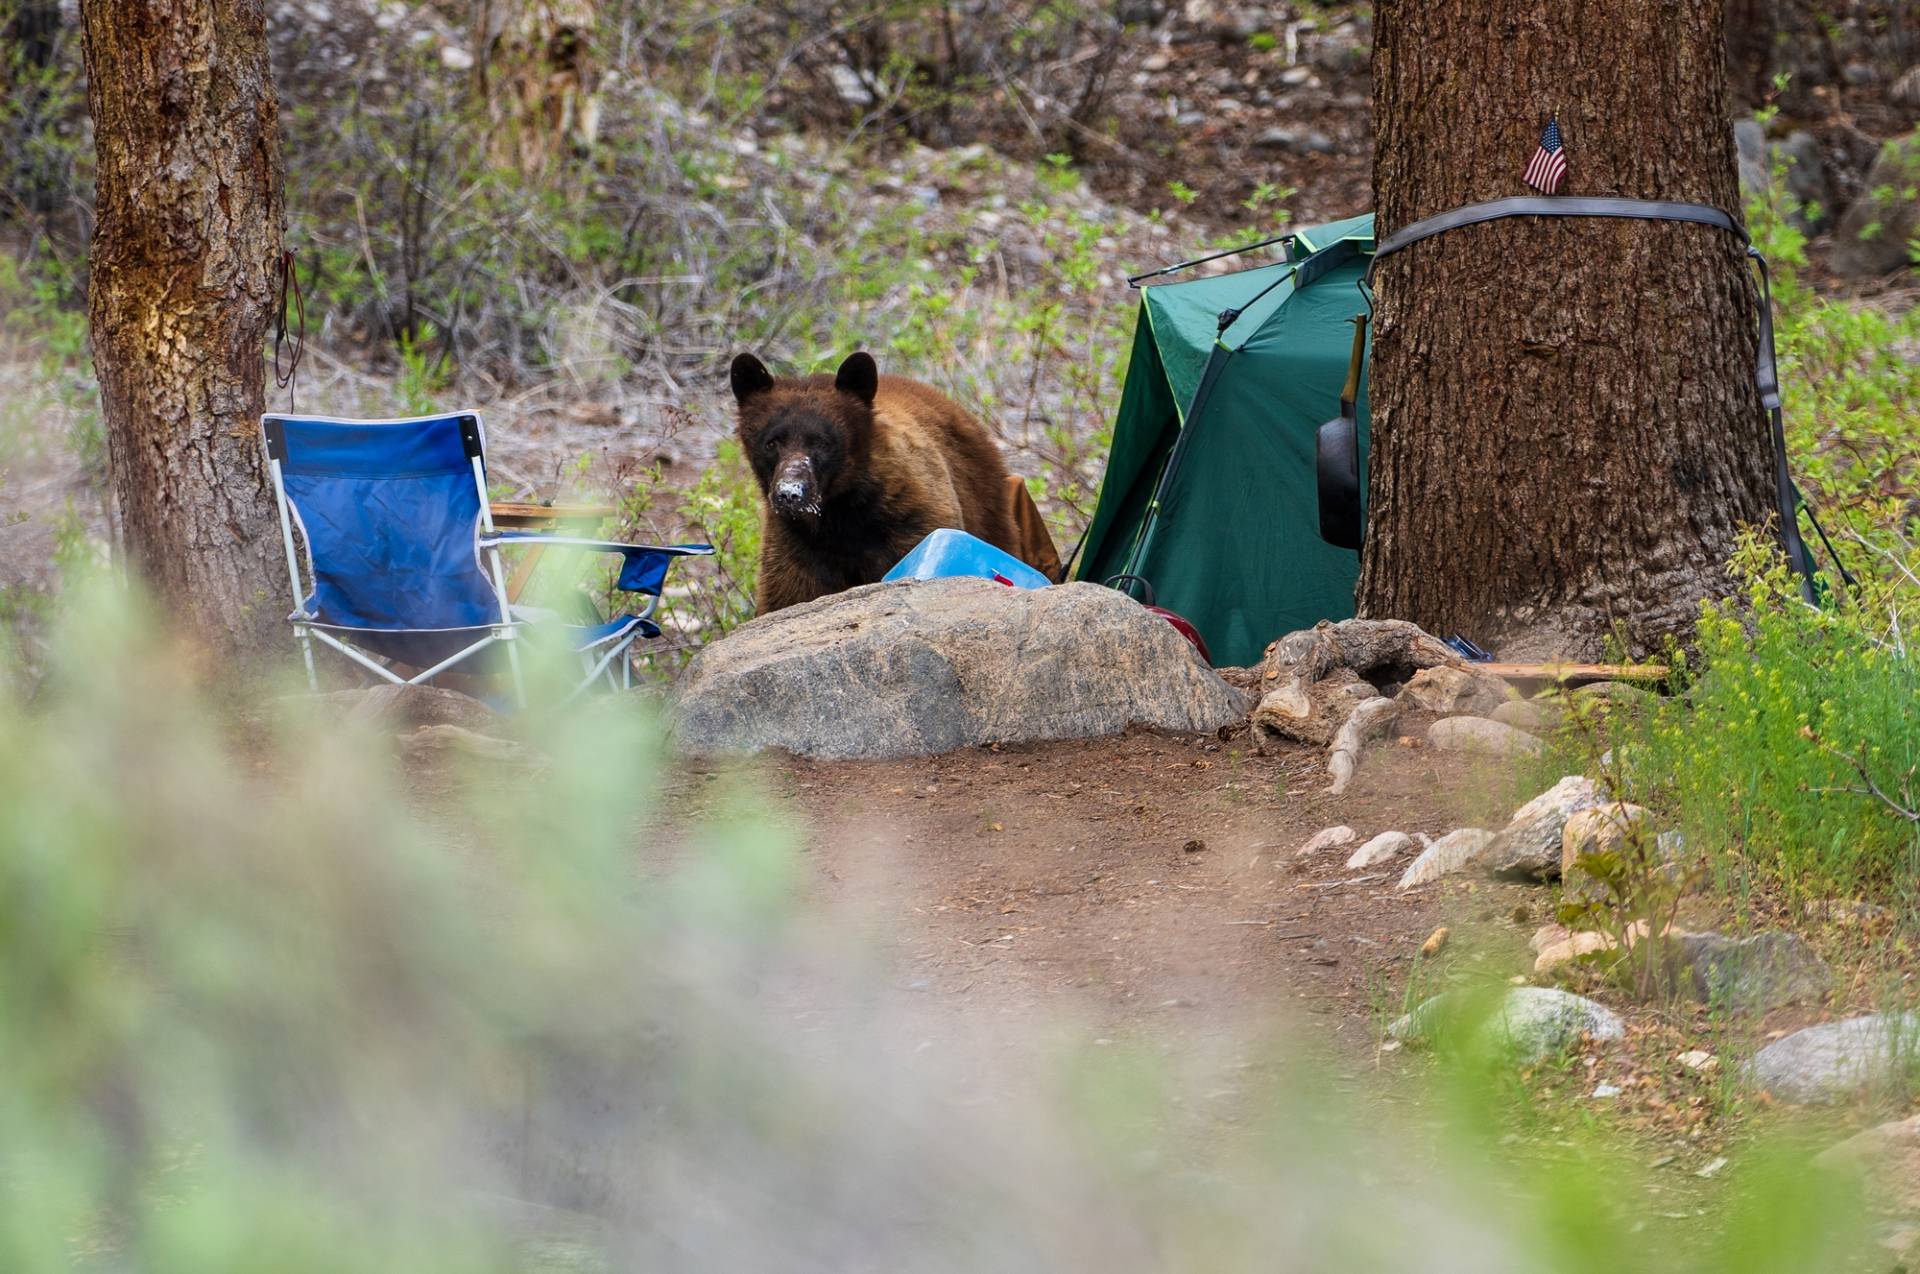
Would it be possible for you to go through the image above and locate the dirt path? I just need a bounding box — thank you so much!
[678,729,1536,1061]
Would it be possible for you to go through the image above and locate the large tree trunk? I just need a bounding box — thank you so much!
[79,0,286,655]
[1362,0,1779,659]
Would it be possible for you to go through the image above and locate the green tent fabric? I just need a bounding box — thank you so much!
[1076,213,1376,669]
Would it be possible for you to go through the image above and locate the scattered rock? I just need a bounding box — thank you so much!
[1528,924,1821,1009]
[1297,825,1357,856]
[1480,776,1602,881]
[1673,931,1830,1012]
[1894,65,1920,109]
[1491,698,1558,733]
[1568,680,1661,714]
[1421,926,1450,957]
[1747,1013,1920,1104]
[1815,1114,1920,1216]
[1307,38,1365,74]
[1346,830,1413,870]
[1677,1049,1717,1072]
[1390,986,1625,1064]
[1832,131,1920,278]
[1532,920,1683,976]
[1735,117,1835,233]
[1775,130,1835,232]
[671,579,1250,760]
[1529,923,1571,954]
[1251,126,1336,154]
[1426,715,1543,757]
[1397,827,1495,889]
[1535,927,1632,975]
[1560,802,1655,898]
[1402,664,1510,716]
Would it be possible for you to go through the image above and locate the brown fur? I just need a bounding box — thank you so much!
[730,351,1025,615]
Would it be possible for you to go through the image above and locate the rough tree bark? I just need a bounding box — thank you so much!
[79,0,286,654]
[1362,0,1780,659]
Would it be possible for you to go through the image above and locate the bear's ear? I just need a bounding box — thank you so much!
[730,353,774,405]
[834,351,879,405]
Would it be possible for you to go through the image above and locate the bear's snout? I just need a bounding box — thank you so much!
[770,454,822,518]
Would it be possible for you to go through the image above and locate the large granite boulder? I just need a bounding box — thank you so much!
[670,579,1252,760]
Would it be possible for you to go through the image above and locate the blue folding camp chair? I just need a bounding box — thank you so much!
[261,411,713,703]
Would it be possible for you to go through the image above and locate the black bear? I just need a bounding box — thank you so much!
[730,350,1044,615]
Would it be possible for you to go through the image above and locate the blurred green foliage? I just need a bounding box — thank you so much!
[0,578,1892,1271]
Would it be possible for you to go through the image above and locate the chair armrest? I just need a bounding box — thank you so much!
[480,533,715,595]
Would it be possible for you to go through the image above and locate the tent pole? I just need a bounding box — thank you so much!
[1127,233,1296,288]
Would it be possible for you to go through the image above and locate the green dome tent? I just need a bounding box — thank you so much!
[1075,213,1377,669]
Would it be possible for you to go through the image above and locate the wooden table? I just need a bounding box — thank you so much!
[489,502,616,602]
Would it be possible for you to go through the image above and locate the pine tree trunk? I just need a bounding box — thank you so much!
[79,0,286,656]
[1361,0,1780,659]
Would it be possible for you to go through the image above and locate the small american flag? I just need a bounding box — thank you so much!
[1523,117,1568,194]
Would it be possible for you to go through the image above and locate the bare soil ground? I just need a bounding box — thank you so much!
[678,727,1533,1056]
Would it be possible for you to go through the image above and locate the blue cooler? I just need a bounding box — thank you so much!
[883,528,1051,589]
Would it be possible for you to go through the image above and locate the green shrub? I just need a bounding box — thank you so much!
[1747,146,1920,575]
[1588,538,1920,900]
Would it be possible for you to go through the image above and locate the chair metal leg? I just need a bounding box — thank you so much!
[296,627,318,691]
[561,632,641,708]
[505,636,526,709]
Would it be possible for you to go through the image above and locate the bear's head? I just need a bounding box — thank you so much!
[729,351,878,523]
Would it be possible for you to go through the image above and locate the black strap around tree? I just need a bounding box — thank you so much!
[1367,195,1829,603]
[272,249,306,414]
